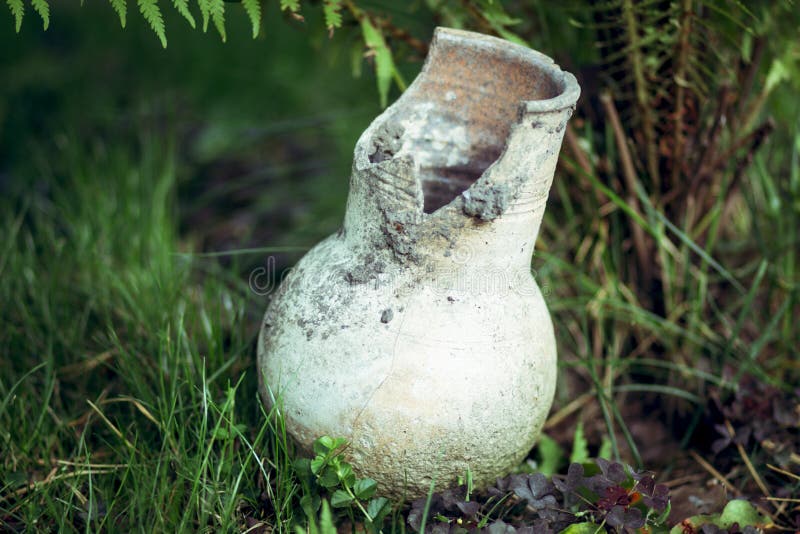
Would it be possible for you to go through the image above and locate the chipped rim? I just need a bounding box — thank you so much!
[353,27,580,174]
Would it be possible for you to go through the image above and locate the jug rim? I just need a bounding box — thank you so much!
[431,27,581,114]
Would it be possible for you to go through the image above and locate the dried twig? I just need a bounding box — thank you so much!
[0,465,120,504]
[565,124,593,177]
[671,0,693,188]
[58,349,114,379]
[544,392,594,430]
[698,120,775,184]
[87,399,136,451]
[767,464,800,482]
[724,419,771,499]
[621,0,660,189]
[689,449,740,495]
[691,85,732,181]
[600,92,651,286]
[382,23,427,55]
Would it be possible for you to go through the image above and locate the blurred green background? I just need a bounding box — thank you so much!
[1,1,405,264]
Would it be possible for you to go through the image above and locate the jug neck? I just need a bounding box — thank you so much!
[339,27,579,269]
[340,105,572,270]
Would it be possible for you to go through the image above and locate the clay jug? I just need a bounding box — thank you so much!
[258,27,580,498]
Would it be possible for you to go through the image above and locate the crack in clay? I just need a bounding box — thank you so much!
[350,308,407,435]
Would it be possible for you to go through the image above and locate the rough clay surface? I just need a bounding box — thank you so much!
[258,27,579,499]
[462,181,514,220]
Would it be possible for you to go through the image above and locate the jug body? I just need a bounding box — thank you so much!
[258,27,580,498]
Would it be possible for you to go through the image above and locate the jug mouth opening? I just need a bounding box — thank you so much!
[359,27,579,215]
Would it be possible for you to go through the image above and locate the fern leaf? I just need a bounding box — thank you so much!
[360,16,396,108]
[241,0,260,38]
[323,0,342,33]
[31,0,49,30]
[196,0,210,31]
[6,0,23,32]
[208,0,225,42]
[172,0,195,29]
[108,0,127,28]
[138,0,167,48]
[280,0,299,13]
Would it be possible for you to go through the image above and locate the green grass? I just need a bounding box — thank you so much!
[0,134,296,530]
[537,114,800,464]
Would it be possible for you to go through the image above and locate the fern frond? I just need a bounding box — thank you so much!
[172,0,195,29]
[109,0,127,28]
[621,0,659,185]
[31,0,49,30]
[197,0,210,31]
[138,0,167,48]
[280,0,299,13]
[208,0,225,42]
[6,0,23,32]
[323,0,342,33]
[241,0,260,38]
[360,16,399,108]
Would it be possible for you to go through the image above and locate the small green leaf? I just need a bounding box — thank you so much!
[212,426,229,439]
[299,493,321,520]
[294,458,313,477]
[280,0,299,12]
[668,500,771,533]
[208,0,225,42]
[597,436,613,460]
[241,0,260,38]
[323,0,342,33]
[350,42,363,77]
[476,0,528,46]
[569,421,589,464]
[31,0,49,29]
[719,499,771,528]
[314,435,335,454]
[310,455,326,474]
[653,499,672,527]
[740,32,752,62]
[172,0,196,29]
[299,496,321,534]
[558,522,603,534]
[109,0,127,28]
[319,500,336,534]
[353,478,377,500]
[6,0,23,32]
[360,16,395,108]
[535,434,564,477]
[330,489,354,508]
[197,0,209,30]
[367,497,391,523]
[138,0,167,48]
[318,468,339,488]
[336,462,355,486]
[766,58,790,94]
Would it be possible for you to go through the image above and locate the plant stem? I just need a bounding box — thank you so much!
[671,0,693,189]
[622,0,660,188]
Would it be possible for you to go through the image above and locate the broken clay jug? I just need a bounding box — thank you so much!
[258,27,580,498]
